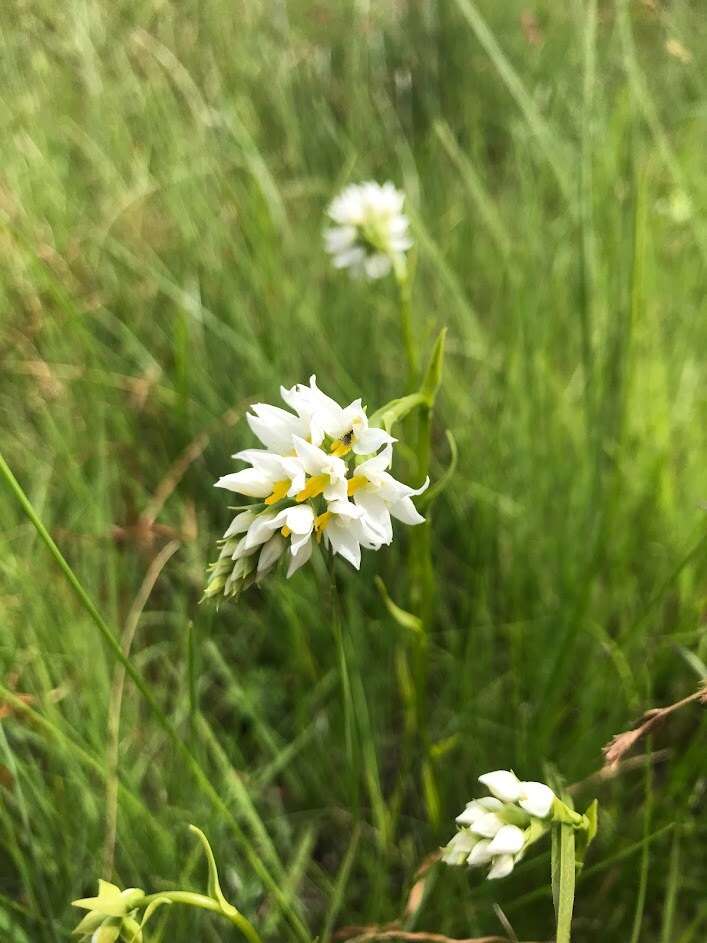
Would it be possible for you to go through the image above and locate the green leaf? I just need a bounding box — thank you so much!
[374,577,423,634]
[189,825,230,912]
[418,430,457,509]
[368,393,427,432]
[419,327,447,405]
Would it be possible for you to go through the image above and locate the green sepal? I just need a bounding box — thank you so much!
[125,898,172,943]
[522,817,549,853]
[551,797,586,829]
[119,916,143,943]
[497,804,532,828]
[574,799,599,870]
[374,576,422,634]
[92,920,122,943]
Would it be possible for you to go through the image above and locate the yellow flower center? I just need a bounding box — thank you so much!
[314,510,332,540]
[281,525,292,538]
[296,473,329,502]
[265,479,290,506]
[347,475,367,496]
[329,440,351,457]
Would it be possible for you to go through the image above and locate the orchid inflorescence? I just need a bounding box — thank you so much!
[324,181,412,280]
[442,769,597,885]
[204,376,428,600]
[442,770,557,880]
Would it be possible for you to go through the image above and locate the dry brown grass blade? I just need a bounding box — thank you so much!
[602,682,707,771]
[333,927,509,943]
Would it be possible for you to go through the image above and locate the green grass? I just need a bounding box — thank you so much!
[1,1,706,940]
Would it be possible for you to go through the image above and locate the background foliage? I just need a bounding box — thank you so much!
[1,1,706,940]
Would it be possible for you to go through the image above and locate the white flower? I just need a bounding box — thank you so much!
[487,825,525,856]
[347,445,428,544]
[441,771,557,882]
[324,181,412,280]
[282,376,395,456]
[215,450,305,503]
[205,376,427,600]
[479,770,556,819]
[440,829,476,866]
[455,796,502,826]
[487,855,515,880]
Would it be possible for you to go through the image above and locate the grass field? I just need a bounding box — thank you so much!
[1,1,706,940]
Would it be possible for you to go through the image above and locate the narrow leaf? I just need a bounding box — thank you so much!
[368,393,427,432]
[374,577,423,634]
[419,327,447,404]
[419,429,457,509]
[189,825,230,911]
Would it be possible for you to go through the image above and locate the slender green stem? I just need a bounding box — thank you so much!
[0,450,311,943]
[141,891,262,943]
[328,554,359,812]
[394,258,418,384]
[555,823,577,943]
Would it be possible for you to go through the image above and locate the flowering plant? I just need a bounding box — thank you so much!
[324,181,412,280]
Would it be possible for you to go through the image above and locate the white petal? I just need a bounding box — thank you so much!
[363,253,392,280]
[441,829,476,866]
[283,503,315,534]
[223,510,257,538]
[479,770,522,804]
[469,812,504,839]
[257,534,286,574]
[323,225,356,253]
[519,782,556,819]
[356,444,394,480]
[333,246,366,270]
[354,492,393,544]
[243,511,281,549]
[286,537,312,577]
[327,499,361,519]
[353,426,395,456]
[389,496,425,526]
[215,469,272,498]
[487,825,525,856]
[246,404,304,454]
[455,800,486,826]
[487,854,515,880]
[326,519,361,569]
[291,435,331,476]
[466,839,493,868]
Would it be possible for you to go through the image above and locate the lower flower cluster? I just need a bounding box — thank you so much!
[442,770,556,880]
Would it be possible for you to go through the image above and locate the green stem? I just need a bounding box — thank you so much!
[0,450,311,943]
[141,891,262,943]
[328,554,359,812]
[555,823,577,943]
[394,258,418,384]
[393,257,438,824]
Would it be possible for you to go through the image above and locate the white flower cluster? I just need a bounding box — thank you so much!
[205,376,428,600]
[324,181,412,280]
[442,770,556,880]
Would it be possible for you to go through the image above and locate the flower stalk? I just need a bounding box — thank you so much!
[70,827,262,943]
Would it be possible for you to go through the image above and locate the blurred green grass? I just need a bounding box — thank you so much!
[1,1,706,940]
